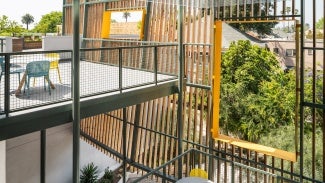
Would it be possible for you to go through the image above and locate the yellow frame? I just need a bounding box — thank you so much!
[212,21,297,162]
[101,9,146,40]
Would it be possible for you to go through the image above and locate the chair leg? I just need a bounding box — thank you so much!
[26,77,30,97]
[43,77,46,91]
[46,76,51,95]
[57,68,62,83]
[18,73,20,85]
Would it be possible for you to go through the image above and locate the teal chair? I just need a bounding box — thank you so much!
[0,57,25,84]
[24,61,51,97]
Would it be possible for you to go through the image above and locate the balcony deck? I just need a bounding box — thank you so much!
[0,46,179,140]
[1,60,176,112]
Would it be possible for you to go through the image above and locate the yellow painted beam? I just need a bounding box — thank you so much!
[101,11,111,38]
[216,134,297,162]
[212,21,222,138]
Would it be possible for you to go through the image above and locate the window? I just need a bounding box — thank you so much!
[286,49,296,57]
[273,47,279,54]
[308,49,313,55]
[101,10,146,40]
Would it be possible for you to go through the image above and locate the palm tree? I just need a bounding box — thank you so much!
[122,11,131,22]
[21,13,34,30]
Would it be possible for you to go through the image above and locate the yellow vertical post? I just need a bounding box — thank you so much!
[101,11,111,38]
[212,21,222,138]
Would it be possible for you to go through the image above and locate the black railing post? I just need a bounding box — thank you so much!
[177,0,184,179]
[154,47,158,85]
[122,107,127,183]
[72,0,81,182]
[40,130,46,183]
[119,48,123,93]
[4,54,10,117]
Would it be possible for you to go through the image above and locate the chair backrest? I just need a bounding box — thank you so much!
[189,168,208,179]
[26,61,50,77]
[45,53,59,69]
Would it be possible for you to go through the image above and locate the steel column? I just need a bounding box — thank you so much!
[299,0,305,182]
[177,0,184,179]
[72,0,81,182]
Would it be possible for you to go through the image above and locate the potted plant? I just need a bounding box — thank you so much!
[97,168,115,183]
[80,162,99,183]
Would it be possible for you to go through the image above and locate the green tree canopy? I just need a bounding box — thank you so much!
[0,15,24,36]
[33,11,62,33]
[21,13,34,30]
[316,17,324,29]
[220,40,295,141]
[229,3,278,35]
[0,15,10,32]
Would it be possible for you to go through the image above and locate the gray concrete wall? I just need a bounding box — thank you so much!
[0,141,5,183]
[6,123,118,183]
[42,36,73,51]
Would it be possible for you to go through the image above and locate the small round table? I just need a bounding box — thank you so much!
[176,177,213,183]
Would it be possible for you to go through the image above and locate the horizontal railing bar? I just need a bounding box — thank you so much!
[183,43,212,46]
[82,38,177,45]
[186,82,211,90]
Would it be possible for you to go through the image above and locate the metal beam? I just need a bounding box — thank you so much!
[72,0,81,182]
[177,0,184,179]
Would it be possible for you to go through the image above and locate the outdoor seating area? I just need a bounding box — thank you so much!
[0,44,178,113]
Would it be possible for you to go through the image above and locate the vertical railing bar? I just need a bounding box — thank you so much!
[154,46,158,85]
[40,130,46,183]
[122,107,127,183]
[163,166,166,183]
[4,54,10,117]
[231,161,235,183]
[119,48,123,93]
[0,39,3,53]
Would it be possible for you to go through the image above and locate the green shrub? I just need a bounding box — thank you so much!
[97,168,115,183]
[80,162,99,183]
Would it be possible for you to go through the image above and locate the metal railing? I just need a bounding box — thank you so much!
[0,44,178,115]
[132,148,296,183]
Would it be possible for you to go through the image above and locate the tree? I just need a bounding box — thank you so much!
[21,13,34,30]
[219,40,295,141]
[0,15,24,36]
[7,21,24,36]
[122,11,131,22]
[0,15,10,33]
[229,3,278,35]
[33,11,62,33]
[316,17,324,29]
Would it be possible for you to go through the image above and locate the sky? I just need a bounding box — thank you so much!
[0,0,62,28]
[0,0,323,29]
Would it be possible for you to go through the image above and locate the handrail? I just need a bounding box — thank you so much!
[0,44,178,116]
[133,148,298,183]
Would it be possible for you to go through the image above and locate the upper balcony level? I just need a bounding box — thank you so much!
[0,40,179,140]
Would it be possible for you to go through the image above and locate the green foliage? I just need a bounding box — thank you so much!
[33,11,62,33]
[259,125,323,181]
[97,168,115,183]
[21,13,34,30]
[0,15,24,36]
[229,3,278,35]
[220,40,295,141]
[316,17,324,29]
[80,162,99,183]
